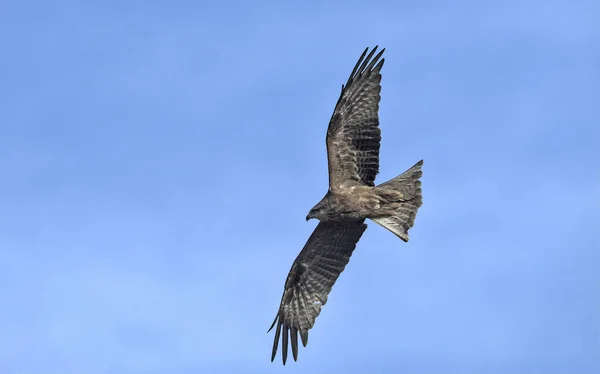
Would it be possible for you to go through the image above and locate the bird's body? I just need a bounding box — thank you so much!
[308,186,377,223]
[269,46,423,364]
[308,179,421,224]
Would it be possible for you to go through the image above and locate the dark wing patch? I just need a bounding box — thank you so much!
[268,221,367,364]
[326,46,385,189]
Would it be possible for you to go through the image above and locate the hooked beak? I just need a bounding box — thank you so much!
[306,214,310,222]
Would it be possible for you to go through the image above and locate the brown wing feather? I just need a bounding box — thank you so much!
[268,221,367,364]
[326,46,385,189]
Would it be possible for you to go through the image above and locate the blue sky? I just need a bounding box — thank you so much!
[1,1,598,373]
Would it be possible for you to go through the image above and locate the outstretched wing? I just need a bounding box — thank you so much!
[326,46,385,189]
[268,221,367,364]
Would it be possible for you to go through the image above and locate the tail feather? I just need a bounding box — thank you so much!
[371,160,423,242]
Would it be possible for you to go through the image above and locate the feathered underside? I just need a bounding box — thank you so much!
[268,46,402,365]
[268,221,367,364]
[326,46,385,189]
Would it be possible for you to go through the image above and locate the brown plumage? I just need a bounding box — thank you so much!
[269,46,423,364]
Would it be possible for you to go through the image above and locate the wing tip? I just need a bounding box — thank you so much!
[290,326,299,362]
[346,45,386,86]
[282,323,289,364]
[270,318,281,362]
[269,312,312,364]
[300,328,309,347]
[267,314,278,333]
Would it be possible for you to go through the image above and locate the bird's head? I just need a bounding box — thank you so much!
[306,208,318,222]
[306,200,327,222]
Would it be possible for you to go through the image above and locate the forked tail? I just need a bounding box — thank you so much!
[371,160,423,242]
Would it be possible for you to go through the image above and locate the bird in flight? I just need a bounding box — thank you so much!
[268,46,423,364]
